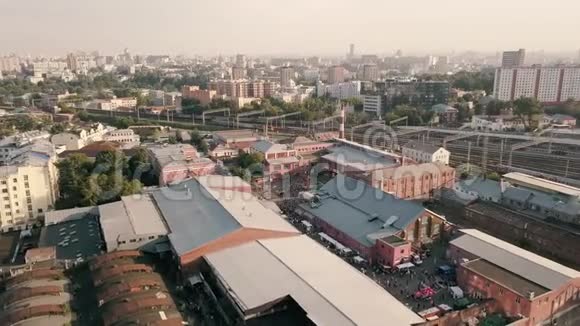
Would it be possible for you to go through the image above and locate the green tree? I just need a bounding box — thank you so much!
[238,152,264,169]
[513,97,543,130]
[49,123,66,135]
[121,179,143,196]
[55,154,92,209]
[181,98,203,115]
[127,147,151,180]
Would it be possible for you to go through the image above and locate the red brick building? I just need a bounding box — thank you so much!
[295,176,446,267]
[449,229,580,325]
[364,162,456,200]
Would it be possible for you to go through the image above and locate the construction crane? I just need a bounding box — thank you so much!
[202,108,230,125]
[236,110,265,128]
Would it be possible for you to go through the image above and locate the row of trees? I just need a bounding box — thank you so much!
[56,149,151,209]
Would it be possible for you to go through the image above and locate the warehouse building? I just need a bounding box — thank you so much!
[199,235,423,326]
[295,175,446,267]
[449,229,580,326]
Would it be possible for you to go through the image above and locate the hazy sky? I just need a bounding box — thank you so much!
[1,0,579,56]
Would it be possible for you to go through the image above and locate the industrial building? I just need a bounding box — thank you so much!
[150,176,299,273]
[500,172,580,225]
[89,250,184,326]
[449,229,580,326]
[295,175,446,266]
[198,235,423,326]
[146,143,216,185]
[321,138,402,175]
[0,265,75,326]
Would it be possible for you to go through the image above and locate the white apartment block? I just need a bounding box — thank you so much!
[0,144,58,232]
[493,66,580,103]
[318,81,361,100]
[363,95,382,116]
[103,129,140,144]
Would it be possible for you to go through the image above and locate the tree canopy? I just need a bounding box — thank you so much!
[55,150,144,209]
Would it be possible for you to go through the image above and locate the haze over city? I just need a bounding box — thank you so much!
[2,2,580,326]
[2,0,580,56]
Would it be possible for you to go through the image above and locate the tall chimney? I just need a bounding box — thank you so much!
[339,104,345,139]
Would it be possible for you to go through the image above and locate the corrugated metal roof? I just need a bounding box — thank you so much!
[98,196,167,249]
[205,235,422,326]
[502,187,533,203]
[503,172,580,197]
[323,146,398,172]
[299,175,425,247]
[252,140,287,154]
[152,177,296,256]
[402,140,443,155]
[451,229,580,290]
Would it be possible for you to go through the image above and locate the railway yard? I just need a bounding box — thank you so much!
[86,108,580,184]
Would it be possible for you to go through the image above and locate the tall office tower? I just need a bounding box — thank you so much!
[280,66,294,89]
[328,66,345,84]
[236,54,246,68]
[362,64,379,82]
[231,66,246,80]
[501,49,526,67]
[349,44,355,58]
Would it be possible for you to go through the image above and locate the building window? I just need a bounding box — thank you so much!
[0,181,6,185]
[516,297,521,304]
[12,178,17,183]
[1,189,7,193]
[12,186,16,191]
[23,175,28,181]
[37,208,43,213]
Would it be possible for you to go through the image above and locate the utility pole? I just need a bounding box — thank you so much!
[467,141,472,172]
[499,138,504,165]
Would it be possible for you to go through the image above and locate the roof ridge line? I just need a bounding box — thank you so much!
[257,240,356,326]
[467,232,573,280]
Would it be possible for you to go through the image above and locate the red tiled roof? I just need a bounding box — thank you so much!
[0,304,67,325]
[89,250,141,271]
[4,268,64,288]
[103,297,176,326]
[93,264,153,286]
[96,273,165,303]
[0,285,63,306]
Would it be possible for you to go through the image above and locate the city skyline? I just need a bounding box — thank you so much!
[1,0,580,56]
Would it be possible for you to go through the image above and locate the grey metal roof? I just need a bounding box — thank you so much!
[252,140,287,154]
[205,235,423,326]
[402,140,442,155]
[151,180,242,255]
[322,145,398,172]
[451,229,580,290]
[502,186,533,203]
[458,178,502,200]
[38,215,102,260]
[152,177,296,256]
[299,175,425,247]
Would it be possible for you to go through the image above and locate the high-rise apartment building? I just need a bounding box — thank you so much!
[493,66,580,103]
[348,44,355,59]
[501,49,526,67]
[328,66,345,84]
[209,80,275,98]
[0,56,21,72]
[362,64,379,82]
[280,66,294,89]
